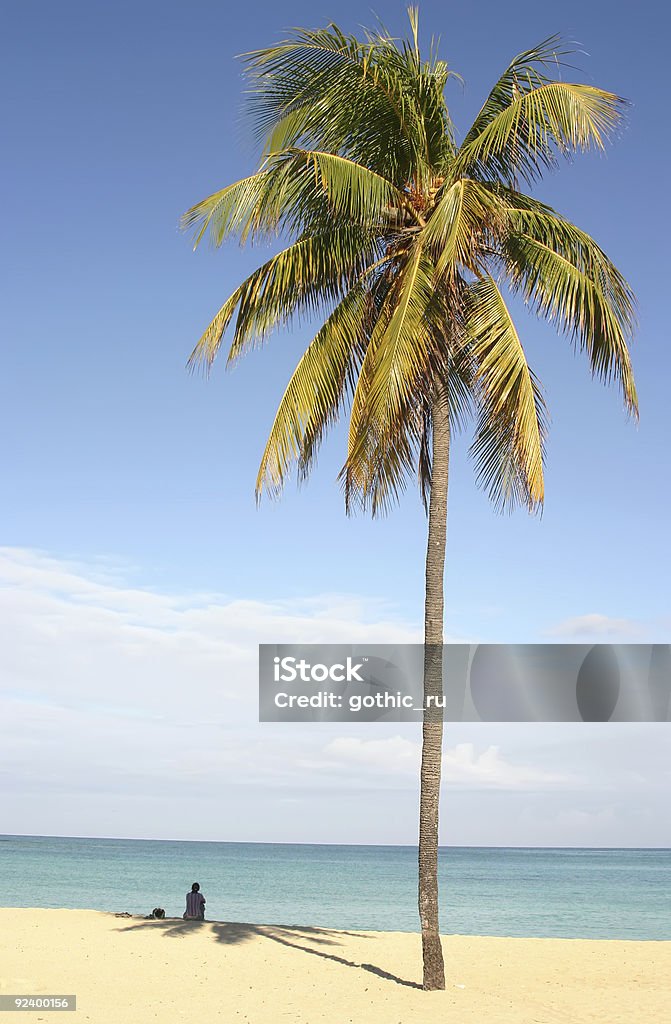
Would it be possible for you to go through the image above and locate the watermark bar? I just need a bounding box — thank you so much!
[259,644,671,723]
[0,996,77,1011]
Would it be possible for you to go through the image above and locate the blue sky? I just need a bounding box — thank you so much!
[1,1,670,844]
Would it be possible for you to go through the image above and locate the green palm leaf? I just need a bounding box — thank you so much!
[183,148,403,252]
[501,209,637,411]
[467,275,547,509]
[423,177,505,278]
[299,150,404,225]
[345,243,438,512]
[181,169,277,248]
[460,35,572,147]
[458,78,627,185]
[244,22,454,187]
[257,286,373,498]
[187,226,381,368]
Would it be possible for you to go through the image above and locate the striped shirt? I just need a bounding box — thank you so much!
[185,890,205,918]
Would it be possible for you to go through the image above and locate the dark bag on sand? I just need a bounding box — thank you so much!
[151,907,165,919]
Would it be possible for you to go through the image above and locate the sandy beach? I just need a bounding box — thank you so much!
[1,909,669,1022]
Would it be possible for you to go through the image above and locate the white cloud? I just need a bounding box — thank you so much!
[323,735,420,775]
[0,546,422,722]
[0,546,428,833]
[444,742,572,789]
[322,736,572,790]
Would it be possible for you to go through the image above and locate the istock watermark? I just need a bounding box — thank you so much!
[259,644,671,723]
[273,656,366,683]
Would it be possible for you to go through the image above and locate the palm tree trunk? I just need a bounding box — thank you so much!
[418,382,449,990]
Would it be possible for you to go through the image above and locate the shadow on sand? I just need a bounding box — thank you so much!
[114,917,422,990]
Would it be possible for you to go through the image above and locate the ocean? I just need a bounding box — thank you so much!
[1,836,669,940]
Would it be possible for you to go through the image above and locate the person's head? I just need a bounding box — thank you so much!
[191,882,200,892]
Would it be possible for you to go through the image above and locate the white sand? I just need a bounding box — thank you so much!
[1,909,670,1022]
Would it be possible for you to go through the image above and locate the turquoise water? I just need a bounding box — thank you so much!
[2,836,669,939]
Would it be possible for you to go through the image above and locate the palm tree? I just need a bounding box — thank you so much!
[182,9,637,989]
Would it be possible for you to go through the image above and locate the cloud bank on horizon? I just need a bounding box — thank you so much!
[1,546,669,847]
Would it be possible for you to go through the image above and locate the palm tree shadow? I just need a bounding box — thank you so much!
[114,917,421,989]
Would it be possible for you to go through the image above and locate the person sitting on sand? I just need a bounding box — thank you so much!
[183,882,206,920]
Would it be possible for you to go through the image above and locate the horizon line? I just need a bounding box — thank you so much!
[2,832,670,851]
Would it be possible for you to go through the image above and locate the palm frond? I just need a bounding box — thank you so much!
[423,177,505,278]
[243,28,413,180]
[300,150,405,225]
[458,71,627,185]
[467,275,547,510]
[460,36,573,149]
[186,284,246,370]
[187,226,381,369]
[181,169,277,248]
[344,243,438,512]
[183,148,403,253]
[243,21,455,187]
[256,286,374,498]
[500,206,637,412]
